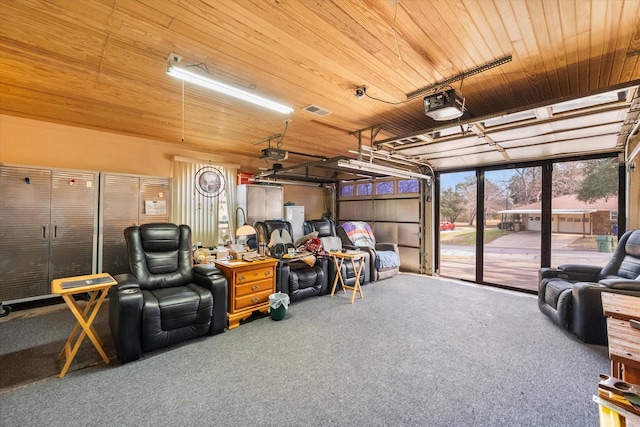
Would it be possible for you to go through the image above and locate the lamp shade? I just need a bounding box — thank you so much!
[236,224,256,237]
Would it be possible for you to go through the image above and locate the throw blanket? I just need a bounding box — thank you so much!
[341,221,376,248]
[289,237,325,267]
[376,251,401,269]
[299,255,317,267]
[301,237,325,257]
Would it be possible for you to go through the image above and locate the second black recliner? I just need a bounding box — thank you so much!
[254,220,328,302]
[304,219,371,287]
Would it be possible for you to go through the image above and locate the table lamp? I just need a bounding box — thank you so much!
[235,206,256,245]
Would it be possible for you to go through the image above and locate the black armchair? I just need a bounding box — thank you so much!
[108,223,228,363]
[337,221,400,281]
[303,219,338,238]
[304,219,371,286]
[254,220,328,302]
[538,229,640,344]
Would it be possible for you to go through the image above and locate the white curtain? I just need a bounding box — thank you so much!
[172,160,237,247]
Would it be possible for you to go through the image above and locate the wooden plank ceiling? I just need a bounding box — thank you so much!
[1,0,639,176]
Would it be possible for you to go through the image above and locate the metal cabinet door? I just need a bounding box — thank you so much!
[0,166,52,301]
[245,185,268,225]
[264,186,284,220]
[99,174,172,276]
[49,170,98,282]
[99,174,140,275]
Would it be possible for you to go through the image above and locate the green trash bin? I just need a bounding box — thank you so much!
[595,235,614,253]
[268,292,290,321]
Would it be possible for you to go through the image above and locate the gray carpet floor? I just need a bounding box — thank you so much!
[0,274,609,426]
[0,300,114,390]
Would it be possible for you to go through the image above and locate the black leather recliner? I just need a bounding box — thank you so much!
[337,221,401,281]
[254,220,328,302]
[538,229,640,345]
[108,223,228,363]
[304,219,371,286]
[303,219,338,239]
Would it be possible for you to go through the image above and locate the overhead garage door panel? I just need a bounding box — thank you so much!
[374,199,419,222]
[339,200,373,222]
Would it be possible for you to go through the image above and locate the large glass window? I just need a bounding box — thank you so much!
[436,155,620,294]
[438,171,476,281]
[483,168,541,291]
[551,158,619,267]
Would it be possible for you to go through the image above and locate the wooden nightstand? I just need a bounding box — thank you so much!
[214,258,277,329]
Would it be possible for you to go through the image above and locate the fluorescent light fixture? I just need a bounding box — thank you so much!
[337,159,431,181]
[167,65,294,114]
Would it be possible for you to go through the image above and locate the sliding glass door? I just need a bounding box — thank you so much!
[438,171,476,281]
[483,168,541,291]
[436,154,622,294]
[551,158,619,267]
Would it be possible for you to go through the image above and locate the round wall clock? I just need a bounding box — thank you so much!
[194,166,225,198]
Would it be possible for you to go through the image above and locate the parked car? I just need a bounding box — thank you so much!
[440,221,455,231]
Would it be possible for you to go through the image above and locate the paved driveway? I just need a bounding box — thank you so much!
[440,231,613,292]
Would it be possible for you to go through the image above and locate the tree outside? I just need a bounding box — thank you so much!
[439,158,616,230]
[438,158,618,292]
[575,158,618,202]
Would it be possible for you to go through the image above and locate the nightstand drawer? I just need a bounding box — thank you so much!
[235,278,273,297]
[235,267,273,284]
[607,318,640,364]
[235,289,271,311]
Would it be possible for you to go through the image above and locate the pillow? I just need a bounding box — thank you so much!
[294,231,318,248]
[321,236,342,252]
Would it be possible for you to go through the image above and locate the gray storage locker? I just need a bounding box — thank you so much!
[0,164,98,305]
[98,173,171,276]
[237,184,283,225]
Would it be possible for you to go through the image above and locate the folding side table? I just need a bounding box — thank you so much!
[51,273,116,378]
[329,250,366,304]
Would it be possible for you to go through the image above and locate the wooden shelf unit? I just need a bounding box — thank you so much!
[602,292,640,385]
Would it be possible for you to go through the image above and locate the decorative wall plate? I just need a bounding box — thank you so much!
[194,166,225,198]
